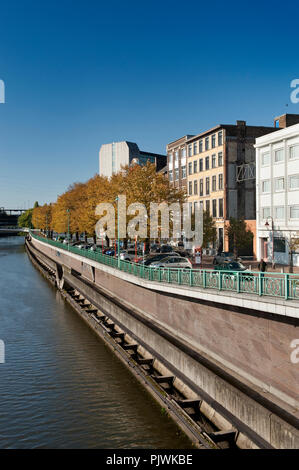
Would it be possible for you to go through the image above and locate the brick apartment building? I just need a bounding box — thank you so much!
[167,116,298,254]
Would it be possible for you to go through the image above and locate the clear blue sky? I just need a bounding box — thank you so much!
[0,0,299,208]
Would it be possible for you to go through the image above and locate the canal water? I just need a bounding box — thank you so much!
[0,237,191,449]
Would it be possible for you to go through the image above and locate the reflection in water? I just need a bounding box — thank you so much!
[0,237,191,449]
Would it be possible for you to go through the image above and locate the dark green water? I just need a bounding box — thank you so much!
[0,237,191,449]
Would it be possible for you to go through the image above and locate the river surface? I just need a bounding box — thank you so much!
[0,237,191,449]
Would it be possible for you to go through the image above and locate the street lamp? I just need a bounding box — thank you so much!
[66,209,70,251]
[265,216,275,269]
[115,197,120,268]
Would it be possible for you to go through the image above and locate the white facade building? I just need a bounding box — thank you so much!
[255,123,299,266]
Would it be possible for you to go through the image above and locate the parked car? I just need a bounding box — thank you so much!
[172,248,192,259]
[160,244,174,253]
[119,249,143,262]
[213,261,253,276]
[104,248,116,256]
[139,252,181,266]
[213,252,241,265]
[76,243,93,250]
[150,256,193,269]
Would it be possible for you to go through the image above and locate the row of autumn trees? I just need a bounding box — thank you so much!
[21,162,254,253]
[32,163,188,245]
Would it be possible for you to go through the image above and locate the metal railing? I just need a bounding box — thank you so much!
[30,232,299,301]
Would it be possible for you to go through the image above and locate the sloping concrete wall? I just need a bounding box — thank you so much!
[29,237,299,448]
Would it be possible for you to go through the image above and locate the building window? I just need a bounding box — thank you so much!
[218,152,223,166]
[261,153,270,166]
[212,134,216,148]
[199,140,203,153]
[262,207,270,219]
[175,168,179,180]
[206,177,210,195]
[168,153,173,165]
[274,177,284,192]
[193,160,198,173]
[169,170,173,182]
[212,154,216,168]
[181,165,186,179]
[205,137,209,151]
[205,156,209,170]
[199,159,203,171]
[275,119,280,128]
[194,180,198,195]
[193,142,198,155]
[188,144,192,157]
[188,162,192,175]
[218,131,223,146]
[274,238,286,253]
[212,175,217,191]
[275,206,284,219]
[274,149,284,163]
[262,180,270,193]
[206,200,210,213]
[219,199,223,217]
[289,145,299,160]
[182,147,186,158]
[199,179,203,196]
[212,199,217,217]
[289,174,299,189]
[188,182,192,195]
[218,173,223,190]
[290,205,299,219]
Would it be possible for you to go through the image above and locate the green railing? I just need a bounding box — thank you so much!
[30,232,299,301]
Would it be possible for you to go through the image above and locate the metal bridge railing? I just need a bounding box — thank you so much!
[30,232,299,301]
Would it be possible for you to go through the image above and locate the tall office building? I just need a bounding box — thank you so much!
[99,141,166,177]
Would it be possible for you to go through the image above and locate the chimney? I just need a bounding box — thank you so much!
[274,114,299,128]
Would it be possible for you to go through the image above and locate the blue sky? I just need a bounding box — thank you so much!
[0,0,299,208]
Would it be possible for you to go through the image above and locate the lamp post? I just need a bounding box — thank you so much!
[66,209,70,251]
[265,216,275,269]
[115,197,120,268]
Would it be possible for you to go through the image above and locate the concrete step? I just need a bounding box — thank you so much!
[153,375,174,385]
[207,430,236,443]
[177,399,201,409]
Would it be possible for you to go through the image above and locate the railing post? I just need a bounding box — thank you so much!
[219,272,222,290]
[178,268,182,285]
[190,269,193,287]
[159,267,162,282]
[285,273,289,300]
[258,272,263,296]
[203,269,207,289]
[237,272,240,293]
[167,268,170,283]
